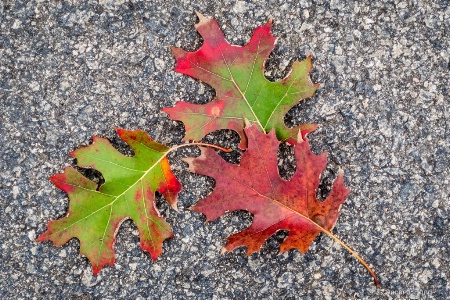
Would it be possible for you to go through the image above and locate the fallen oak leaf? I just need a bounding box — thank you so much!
[38,129,230,275]
[163,12,319,148]
[184,124,379,286]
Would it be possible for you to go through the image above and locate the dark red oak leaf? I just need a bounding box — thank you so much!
[185,124,378,286]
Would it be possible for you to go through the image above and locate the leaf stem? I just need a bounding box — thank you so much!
[270,196,379,286]
[169,142,233,153]
[314,222,380,287]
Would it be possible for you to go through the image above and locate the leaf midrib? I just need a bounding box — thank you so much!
[215,36,301,134]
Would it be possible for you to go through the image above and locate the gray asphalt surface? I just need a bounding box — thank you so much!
[1,0,449,299]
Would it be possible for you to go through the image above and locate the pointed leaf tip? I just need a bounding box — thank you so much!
[195,11,208,23]
[170,46,186,60]
[36,232,47,242]
[92,265,102,276]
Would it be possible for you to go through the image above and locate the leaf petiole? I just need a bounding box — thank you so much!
[314,223,380,287]
[168,142,233,154]
[273,196,379,286]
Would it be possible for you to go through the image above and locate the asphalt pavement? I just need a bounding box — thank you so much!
[1,1,449,299]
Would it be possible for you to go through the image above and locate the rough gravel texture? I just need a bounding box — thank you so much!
[1,0,449,299]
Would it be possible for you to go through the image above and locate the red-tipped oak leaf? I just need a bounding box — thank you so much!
[184,125,379,286]
[163,12,319,148]
[37,129,182,275]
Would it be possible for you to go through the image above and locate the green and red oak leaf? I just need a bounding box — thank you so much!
[38,129,181,275]
[163,12,319,148]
